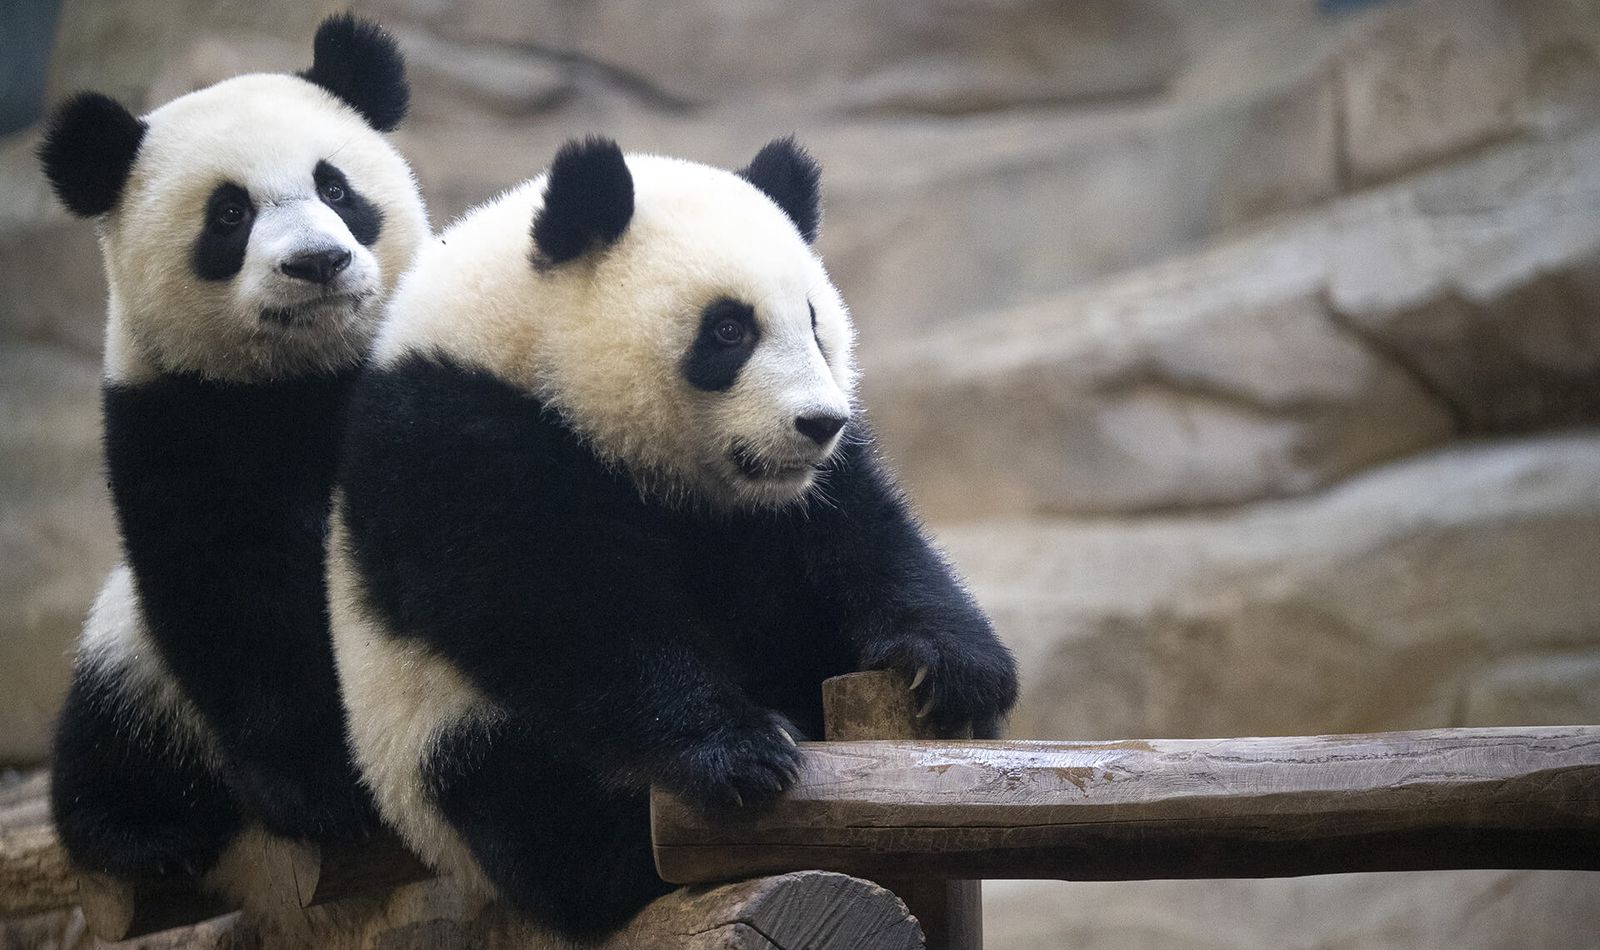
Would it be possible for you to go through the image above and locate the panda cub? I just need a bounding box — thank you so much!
[330,136,1018,934]
[41,16,428,890]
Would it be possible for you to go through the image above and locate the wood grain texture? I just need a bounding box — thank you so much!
[13,870,918,949]
[823,671,980,950]
[823,670,948,742]
[653,726,1600,883]
[0,774,73,920]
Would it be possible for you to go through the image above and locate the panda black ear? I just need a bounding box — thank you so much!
[37,92,147,218]
[300,14,409,132]
[738,136,821,243]
[532,136,634,266]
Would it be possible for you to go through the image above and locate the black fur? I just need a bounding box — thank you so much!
[86,371,372,849]
[681,298,759,392]
[37,92,147,217]
[339,354,1018,934]
[52,666,242,879]
[300,14,409,132]
[738,137,822,243]
[532,136,634,266]
[314,160,383,246]
[191,182,255,281]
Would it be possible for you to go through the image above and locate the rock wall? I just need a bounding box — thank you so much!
[1,0,1597,947]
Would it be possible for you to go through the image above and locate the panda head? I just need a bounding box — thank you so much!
[37,15,428,382]
[380,136,855,510]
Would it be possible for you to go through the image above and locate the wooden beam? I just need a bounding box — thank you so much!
[653,725,1600,884]
[822,671,980,950]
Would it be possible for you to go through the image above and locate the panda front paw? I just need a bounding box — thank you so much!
[859,622,1019,739]
[224,756,376,843]
[662,710,805,814]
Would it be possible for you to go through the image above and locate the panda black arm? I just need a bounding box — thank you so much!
[798,426,1019,738]
[339,356,802,811]
[102,373,371,841]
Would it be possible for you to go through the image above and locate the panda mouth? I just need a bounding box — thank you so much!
[729,444,815,482]
[260,292,365,327]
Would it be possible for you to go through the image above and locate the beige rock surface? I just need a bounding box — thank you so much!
[868,128,1600,517]
[0,343,116,764]
[940,434,1600,742]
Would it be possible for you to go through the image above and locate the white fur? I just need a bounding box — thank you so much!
[77,566,221,764]
[373,153,857,508]
[325,500,497,894]
[101,73,428,384]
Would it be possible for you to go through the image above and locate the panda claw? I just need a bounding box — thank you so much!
[731,790,745,808]
[777,726,796,747]
[916,696,935,719]
[909,666,928,691]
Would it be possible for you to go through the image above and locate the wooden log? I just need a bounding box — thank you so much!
[607,870,920,950]
[0,772,920,949]
[652,725,1600,884]
[822,671,980,950]
[20,870,920,949]
[0,774,74,920]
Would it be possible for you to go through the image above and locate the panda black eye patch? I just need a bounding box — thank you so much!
[314,160,383,246]
[682,298,759,392]
[192,182,255,281]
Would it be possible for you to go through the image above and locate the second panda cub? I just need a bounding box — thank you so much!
[330,137,1018,934]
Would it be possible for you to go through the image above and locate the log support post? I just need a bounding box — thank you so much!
[822,671,981,950]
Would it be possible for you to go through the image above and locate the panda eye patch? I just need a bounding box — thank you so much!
[193,182,255,280]
[313,159,383,246]
[683,298,759,392]
[202,183,253,232]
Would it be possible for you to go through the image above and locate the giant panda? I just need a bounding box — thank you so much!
[40,15,428,894]
[328,135,1018,935]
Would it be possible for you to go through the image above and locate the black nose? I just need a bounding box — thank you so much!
[795,412,847,445]
[280,248,352,284]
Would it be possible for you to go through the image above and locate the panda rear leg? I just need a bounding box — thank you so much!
[51,663,241,880]
[425,717,672,937]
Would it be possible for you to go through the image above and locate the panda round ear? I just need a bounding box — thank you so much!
[300,14,409,132]
[532,136,634,266]
[738,136,821,243]
[37,92,147,218]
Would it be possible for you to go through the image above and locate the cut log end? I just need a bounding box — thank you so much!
[619,870,922,950]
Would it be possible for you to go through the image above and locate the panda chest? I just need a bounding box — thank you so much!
[103,371,359,542]
[673,519,843,659]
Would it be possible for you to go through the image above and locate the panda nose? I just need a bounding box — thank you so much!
[280,248,352,284]
[795,412,847,445]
